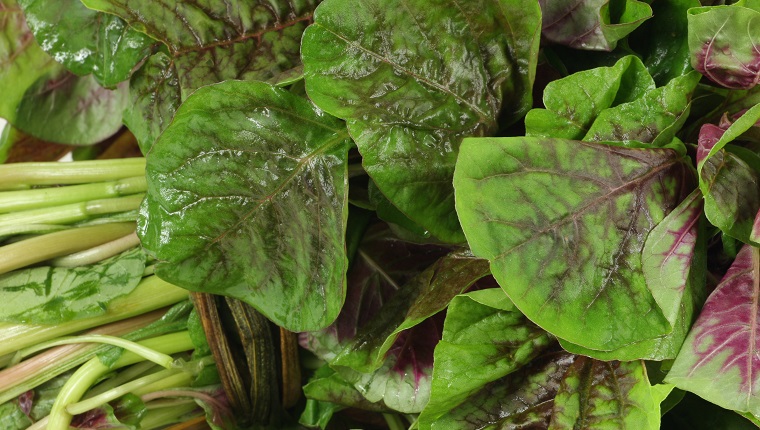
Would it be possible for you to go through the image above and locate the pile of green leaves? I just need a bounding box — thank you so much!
[2,0,760,428]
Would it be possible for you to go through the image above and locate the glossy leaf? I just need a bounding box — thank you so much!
[18,0,154,87]
[427,349,576,430]
[583,71,702,147]
[138,80,352,332]
[122,51,181,153]
[525,55,655,140]
[539,0,652,51]
[14,70,128,145]
[549,358,659,429]
[688,2,760,89]
[302,0,541,242]
[697,103,760,169]
[454,137,691,350]
[667,245,760,416]
[632,0,700,85]
[418,289,554,429]
[0,248,145,324]
[81,0,318,151]
[752,210,760,244]
[302,366,387,413]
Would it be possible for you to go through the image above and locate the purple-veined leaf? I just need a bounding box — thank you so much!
[539,0,652,51]
[301,0,542,242]
[138,80,352,331]
[697,112,760,246]
[454,137,692,351]
[688,2,760,90]
[80,0,319,152]
[418,288,554,429]
[667,244,760,416]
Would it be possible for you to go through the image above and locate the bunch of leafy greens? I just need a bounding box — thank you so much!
[1,0,760,428]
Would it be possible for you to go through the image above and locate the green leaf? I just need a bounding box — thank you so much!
[302,365,387,413]
[81,0,319,151]
[548,359,659,429]
[122,51,181,153]
[0,247,145,324]
[630,0,700,85]
[0,0,61,124]
[583,71,702,147]
[418,288,554,429]
[666,245,760,417]
[302,0,542,243]
[539,0,652,51]
[138,80,351,332]
[688,2,760,89]
[525,55,655,140]
[454,137,692,351]
[662,392,760,430]
[17,0,154,87]
[14,71,128,145]
[427,349,576,430]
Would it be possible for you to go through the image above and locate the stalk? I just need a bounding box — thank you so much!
[0,158,146,190]
[0,176,146,213]
[47,331,194,430]
[0,222,136,275]
[51,232,141,267]
[139,403,200,430]
[0,276,188,356]
[0,310,164,405]
[0,195,143,235]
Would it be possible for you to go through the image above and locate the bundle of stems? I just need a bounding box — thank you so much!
[0,158,227,430]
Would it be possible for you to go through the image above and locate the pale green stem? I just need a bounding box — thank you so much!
[0,195,143,231]
[133,372,193,396]
[47,331,194,430]
[0,176,146,213]
[85,360,157,397]
[0,222,136,275]
[0,276,187,356]
[51,232,141,267]
[384,413,407,430]
[14,334,175,369]
[0,158,146,190]
[139,403,200,430]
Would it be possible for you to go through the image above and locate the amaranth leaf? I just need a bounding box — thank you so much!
[454,137,692,351]
[138,80,352,332]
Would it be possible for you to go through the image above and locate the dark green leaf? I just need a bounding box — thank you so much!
[0,247,145,324]
[302,0,542,242]
[663,392,760,430]
[525,55,655,140]
[418,288,554,429]
[81,0,319,151]
[18,0,154,86]
[454,137,692,351]
[539,0,652,51]
[138,80,351,331]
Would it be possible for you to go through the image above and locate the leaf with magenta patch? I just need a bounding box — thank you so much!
[81,0,319,151]
[18,0,154,87]
[138,80,352,331]
[525,55,655,140]
[454,137,693,351]
[667,244,760,417]
[418,288,554,429]
[688,1,760,90]
[302,0,541,243]
[539,0,652,51]
[0,247,145,324]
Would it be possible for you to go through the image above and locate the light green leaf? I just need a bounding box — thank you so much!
[454,137,692,351]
